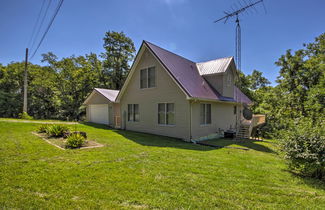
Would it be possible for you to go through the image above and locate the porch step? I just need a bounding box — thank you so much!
[236,124,250,139]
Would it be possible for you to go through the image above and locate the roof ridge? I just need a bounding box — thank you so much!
[144,40,196,64]
[196,56,233,64]
[95,88,119,92]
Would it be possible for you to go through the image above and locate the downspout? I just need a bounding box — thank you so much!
[189,100,192,142]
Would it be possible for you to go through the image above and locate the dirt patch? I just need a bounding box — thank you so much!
[32,132,104,150]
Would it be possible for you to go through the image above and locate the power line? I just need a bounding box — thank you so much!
[29,0,53,52]
[29,0,64,60]
[27,0,46,48]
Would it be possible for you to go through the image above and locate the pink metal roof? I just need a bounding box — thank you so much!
[95,88,119,102]
[145,41,222,100]
[234,86,252,104]
[144,41,252,104]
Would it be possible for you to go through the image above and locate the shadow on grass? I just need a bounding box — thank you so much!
[81,122,118,130]
[82,122,214,151]
[116,130,216,151]
[283,169,325,191]
[202,138,277,154]
[82,122,276,153]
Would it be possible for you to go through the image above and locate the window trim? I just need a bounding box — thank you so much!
[128,104,139,122]
[158,102,175,126]
[227,73,232,87]
[200,103,212,125]
[140,66,156,89]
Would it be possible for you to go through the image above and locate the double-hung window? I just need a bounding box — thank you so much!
[128,104,139,122]
[158,103,175,125]
[200,104,211,125]
[140,67,156,89]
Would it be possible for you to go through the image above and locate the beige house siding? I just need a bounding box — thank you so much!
[203,74,223,95]
[86,105,90,121]
[191,101,237,139]
[201,66,235,98]
[120,47,190,140]
[222,69,234,98]
[84,91,109,104]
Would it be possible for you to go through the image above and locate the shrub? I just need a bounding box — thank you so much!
[63,131,87,139]
[46,124,69,137]
[280,119,325,180]
[66,133,85,148]
[36,124,49,133]
[19,112,33,120]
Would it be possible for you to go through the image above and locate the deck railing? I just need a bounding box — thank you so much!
[248,114,266,137]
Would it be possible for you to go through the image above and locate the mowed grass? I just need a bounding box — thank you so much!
[0,121,324,209]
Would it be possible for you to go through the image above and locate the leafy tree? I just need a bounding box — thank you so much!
[280,119,325,180]
[101,31,135,90]
[247,70,271,90]
[0,62,24,117]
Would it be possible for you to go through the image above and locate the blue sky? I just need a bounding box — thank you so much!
[0,0,324,84]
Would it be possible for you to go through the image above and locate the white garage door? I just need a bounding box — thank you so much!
[89,104,109,125]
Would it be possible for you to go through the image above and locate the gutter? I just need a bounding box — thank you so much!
[186,96,240,105]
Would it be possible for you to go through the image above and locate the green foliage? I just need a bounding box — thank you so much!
[18,112,33,120]
[101,31,135,90]
[36,124,49,133]
[0,31,135,120]
[240,33,325,139]
[65,133,85,148]
[46,124,69,137]
[280,119,325,180]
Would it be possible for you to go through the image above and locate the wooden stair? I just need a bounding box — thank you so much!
[236,124,250,139]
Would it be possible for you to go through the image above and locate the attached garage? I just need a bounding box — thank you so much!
[83,88,120,127]
[89,104,109,125]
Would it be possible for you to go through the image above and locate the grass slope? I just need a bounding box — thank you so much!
[0,121,324,209]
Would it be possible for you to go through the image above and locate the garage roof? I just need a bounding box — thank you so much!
[94,88,119,102]
[83,88,120,105]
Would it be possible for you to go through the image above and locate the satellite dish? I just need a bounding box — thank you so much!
[243,107,253,120]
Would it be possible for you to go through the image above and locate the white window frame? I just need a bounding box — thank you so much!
[158,103,175,126]
[200,103,211,125]
[128,104,139,122]
[140,66,156,89]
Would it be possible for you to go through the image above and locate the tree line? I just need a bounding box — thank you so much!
[238,33,324,180]
[0,31,135,120]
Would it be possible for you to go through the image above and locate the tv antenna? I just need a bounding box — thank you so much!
[214,0,266,70]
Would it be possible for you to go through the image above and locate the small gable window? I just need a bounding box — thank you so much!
[140,67,156,89]
[227,73,232,87]
[128,104,139,122]
[200,104,211,125]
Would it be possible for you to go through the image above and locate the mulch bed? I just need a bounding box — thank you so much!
[32,132,104,150]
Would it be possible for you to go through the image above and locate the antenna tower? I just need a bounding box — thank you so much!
[214,0,265,70]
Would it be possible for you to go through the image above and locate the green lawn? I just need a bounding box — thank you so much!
[0,118,76,123]
[0,121,324,209]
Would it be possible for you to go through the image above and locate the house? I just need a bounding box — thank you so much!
[84,41,252,141]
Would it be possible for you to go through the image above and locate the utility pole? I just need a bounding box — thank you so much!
[23,48,28,113]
